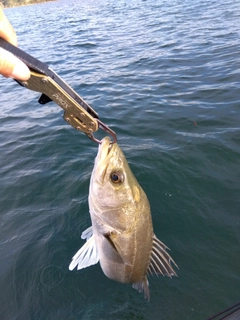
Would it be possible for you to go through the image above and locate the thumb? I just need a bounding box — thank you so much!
[0,47,30,80]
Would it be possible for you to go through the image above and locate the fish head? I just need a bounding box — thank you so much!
[89,136,141,212]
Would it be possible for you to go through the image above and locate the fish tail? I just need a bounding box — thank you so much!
[132,277,150,301]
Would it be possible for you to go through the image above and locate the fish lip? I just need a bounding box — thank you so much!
[98,136,114,160]
[107,142,113,155]
[93,137,115,183]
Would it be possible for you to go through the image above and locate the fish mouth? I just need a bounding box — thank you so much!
[107,142,113,154]
[93,137,116,182]
[98,136,114,162]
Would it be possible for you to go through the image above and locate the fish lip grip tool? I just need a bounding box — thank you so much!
[0,37,117,144]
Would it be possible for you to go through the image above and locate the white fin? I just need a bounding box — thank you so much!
[81,226,93,241]
[147,235,178,277]
[69,233,99,271]
[132,277,150,301]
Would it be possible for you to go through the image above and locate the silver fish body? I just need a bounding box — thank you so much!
[69,137,177,300]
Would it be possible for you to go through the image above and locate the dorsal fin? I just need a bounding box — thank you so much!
[147,235,178,277]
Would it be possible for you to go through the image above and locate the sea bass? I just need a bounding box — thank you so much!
[69,137,177,300]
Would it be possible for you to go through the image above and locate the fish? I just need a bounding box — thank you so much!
[69,136,178,300]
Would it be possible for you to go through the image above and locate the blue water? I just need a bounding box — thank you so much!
[0,0,240,319]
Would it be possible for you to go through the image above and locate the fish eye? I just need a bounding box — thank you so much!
[110,171,124,184]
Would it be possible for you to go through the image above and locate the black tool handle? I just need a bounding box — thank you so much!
[0,37,49,75]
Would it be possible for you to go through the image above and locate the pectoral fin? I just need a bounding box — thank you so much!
[104,232,132,266]
[69,227,99,271]
[81,226,93,241]
[147,235,178,277]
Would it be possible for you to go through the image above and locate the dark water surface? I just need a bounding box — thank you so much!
[0,0,240,319]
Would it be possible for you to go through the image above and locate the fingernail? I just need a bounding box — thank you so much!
[10,60,30,81]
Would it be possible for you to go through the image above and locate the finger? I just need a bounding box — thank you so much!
[0,47,30,80]
[0,8,17,46]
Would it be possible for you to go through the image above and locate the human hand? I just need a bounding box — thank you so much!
[0,8,30,80]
